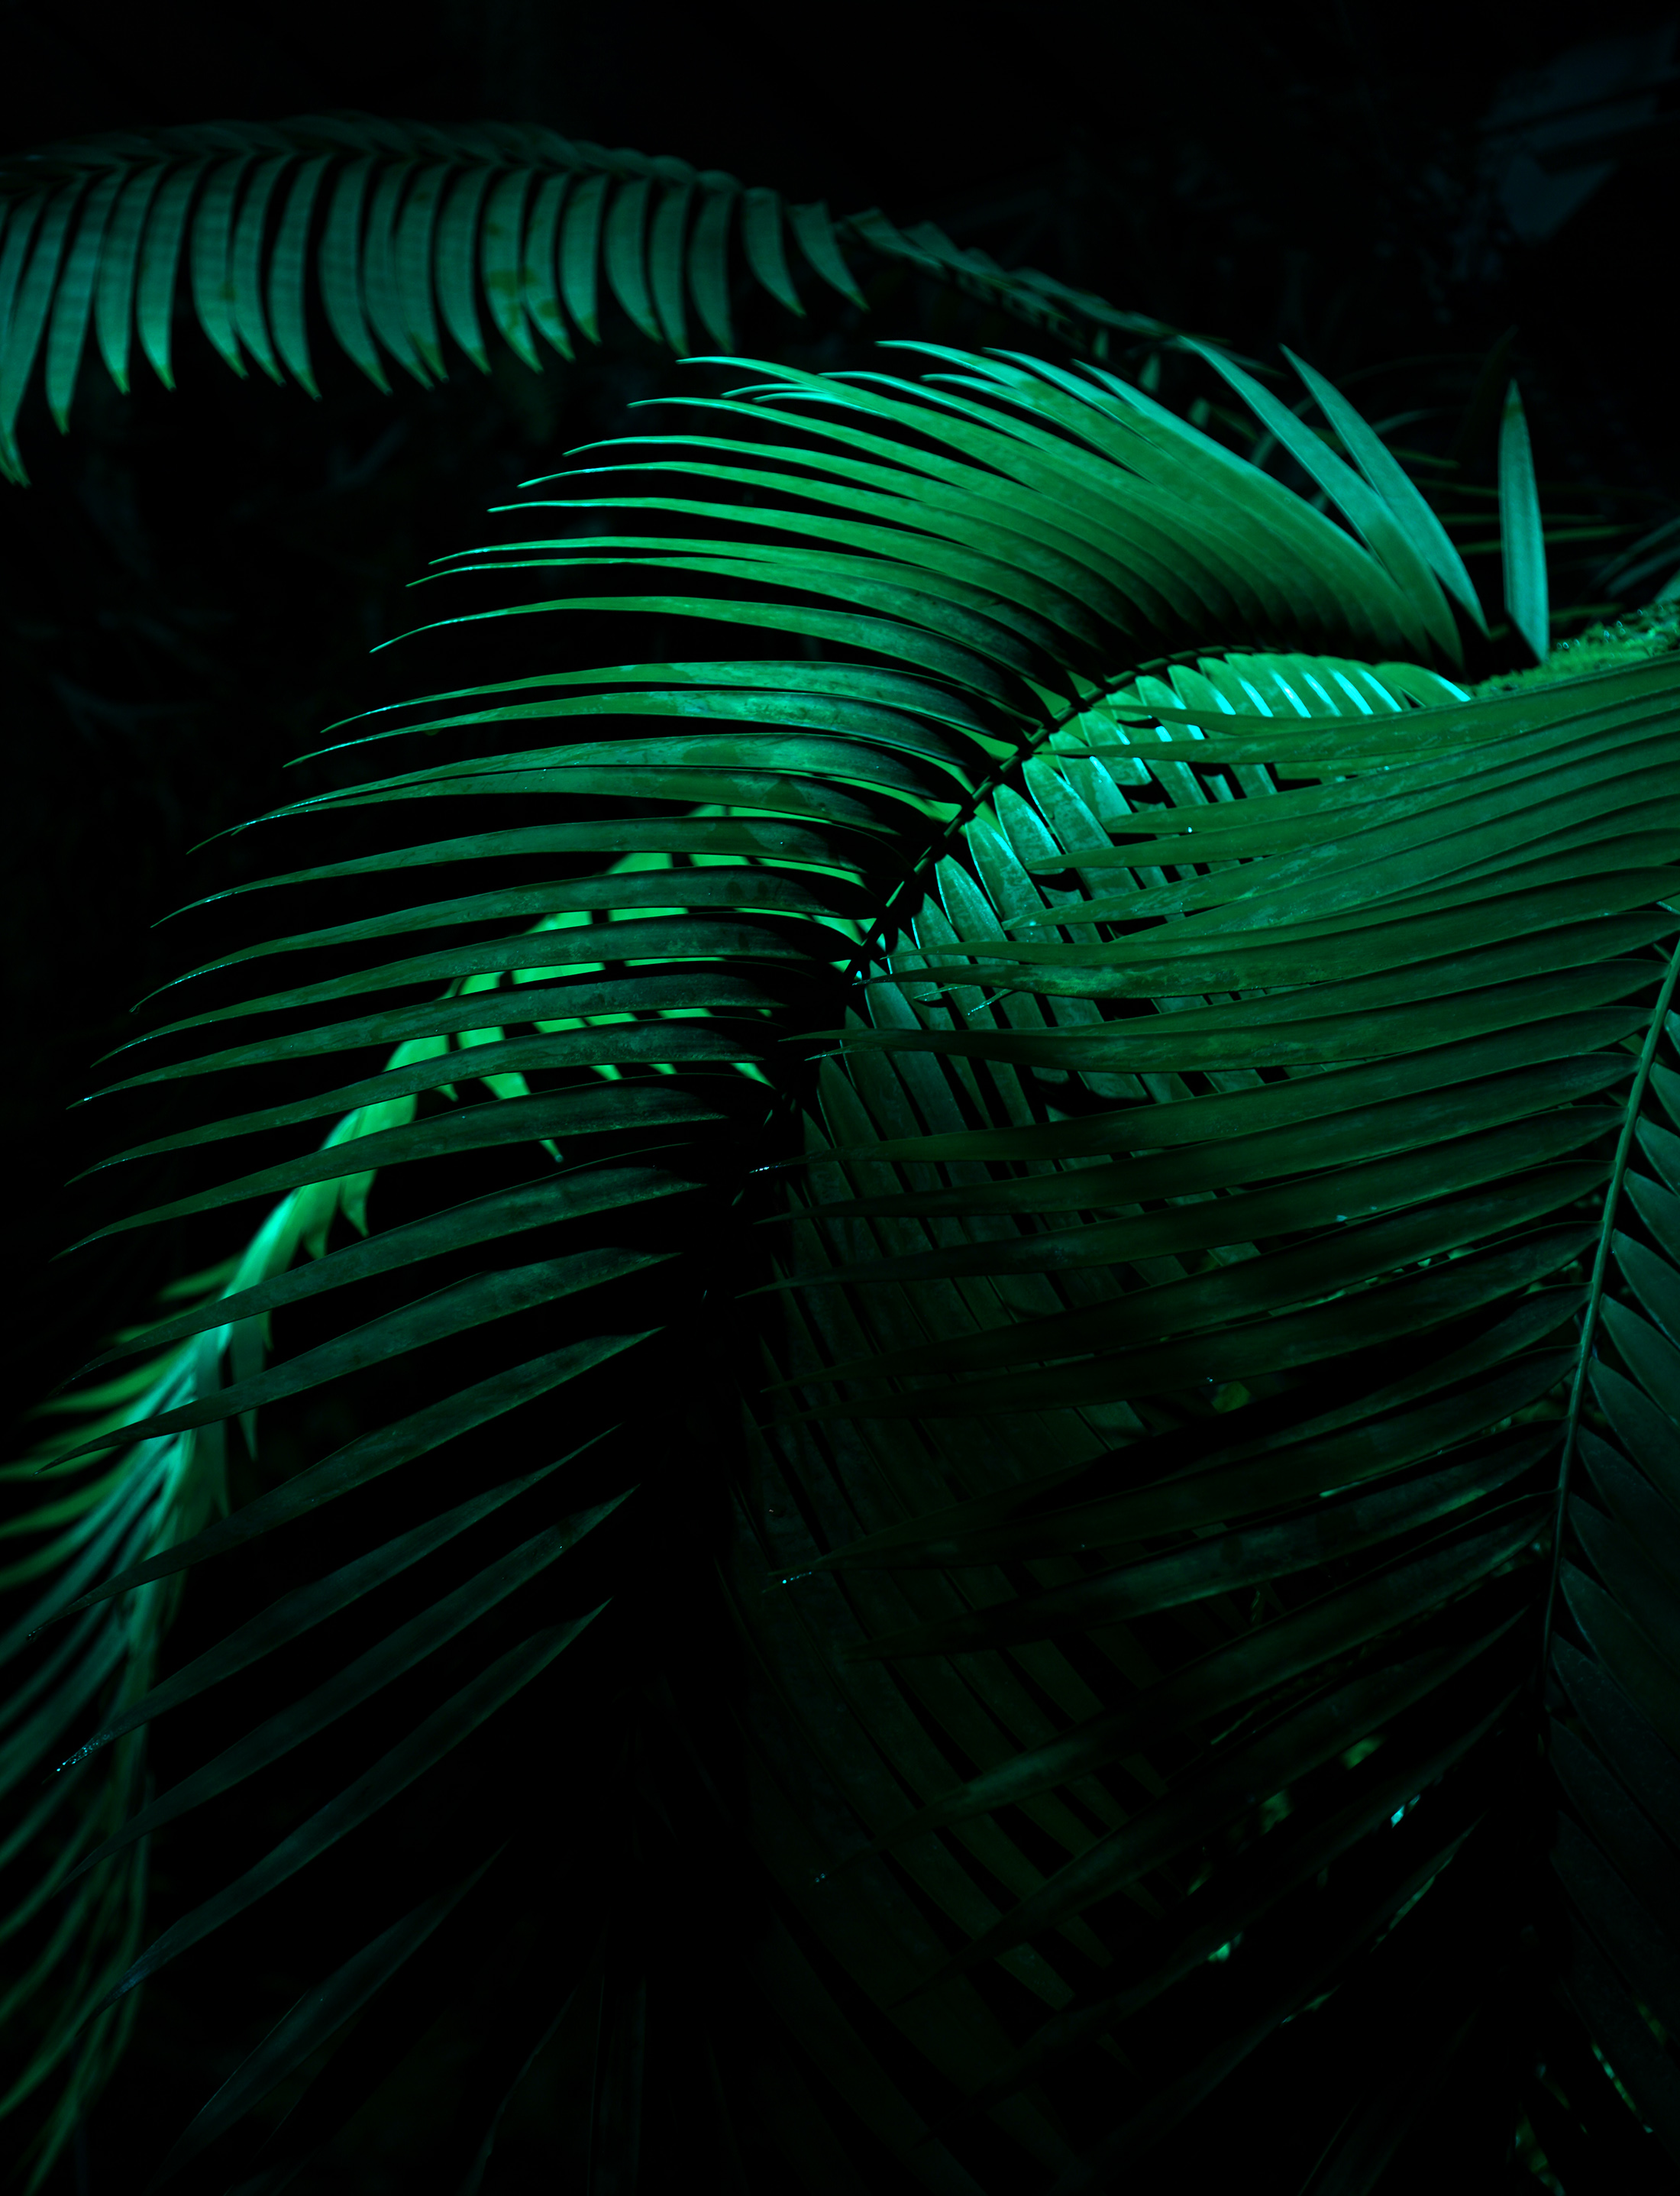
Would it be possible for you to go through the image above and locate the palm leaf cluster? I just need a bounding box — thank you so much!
[1173,340,1677,652]
[0,112,1180,485]
[2,254,1680,2190]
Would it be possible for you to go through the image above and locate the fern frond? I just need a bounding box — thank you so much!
[0,115,1185,485]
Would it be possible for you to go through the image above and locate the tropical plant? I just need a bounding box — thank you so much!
[3,113,1680,2196]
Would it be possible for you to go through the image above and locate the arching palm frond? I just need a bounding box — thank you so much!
[0,1184,378,2178]
[0,114,1183,486]
[5,341,1678,2191]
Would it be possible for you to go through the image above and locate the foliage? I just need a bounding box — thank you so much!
[2,118,1680,2196]
[0,113,1181,486]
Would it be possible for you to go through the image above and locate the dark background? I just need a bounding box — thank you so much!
[2,3,1679,2184]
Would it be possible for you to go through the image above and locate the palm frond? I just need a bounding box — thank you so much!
[0,1166,381,2188]
[5,338,1678,2188]
[1539,947,1680,2165]
[751,638,1680,2182]
[0,115,1187,486]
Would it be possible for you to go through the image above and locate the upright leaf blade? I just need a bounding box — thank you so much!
[1499,379,1549,663]
[1283,345,1488,636]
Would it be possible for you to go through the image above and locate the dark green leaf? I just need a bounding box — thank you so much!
[845,1438,1547,1655]
[897,1624,1513,1994]
[871,1510,1541,1846]
[1552,1638,1680,1850]
[793,1214,1595,1415]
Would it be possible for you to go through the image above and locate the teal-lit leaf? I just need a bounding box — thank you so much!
[521,170,573,361]
[134,161,205,390]
[790,202,866,309]
[740,187,799,315]
[267,154,331,396]
[1283,346,1488,636]
[360,156,428,386]
[559,172,607,344]
[43,172,121,430]
[603,176,659,342]
[318,154,387,392]
[480,166,538,370]
[187,153,253,377]
[800,1170,1601,1393]
[0,183,83,477]
[648,180,692,352]
[1177,341,1458,661]
[393,159,448,380]
[1499,380,1549,663]
[92,163,164,396]
[687,185,735,350]
[228,152,289,383]
[435,164,494,374]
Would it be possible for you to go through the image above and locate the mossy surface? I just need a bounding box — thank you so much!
[1471,600,1680,699]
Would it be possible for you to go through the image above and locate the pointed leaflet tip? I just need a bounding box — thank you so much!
[1280,344,1488,639]
[1498,379,1549,665]
[1172,335,1459,664]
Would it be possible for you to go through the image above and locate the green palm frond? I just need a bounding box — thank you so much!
[0,115,1184,486]
[6,335,1680,2189]
[0,1169,379,2188]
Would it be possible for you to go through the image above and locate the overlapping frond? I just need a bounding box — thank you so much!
[743,642,1680,2185]
[5,340,1678,2188]
[0,1161,396,2188]
[1539,962,1680,2168]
